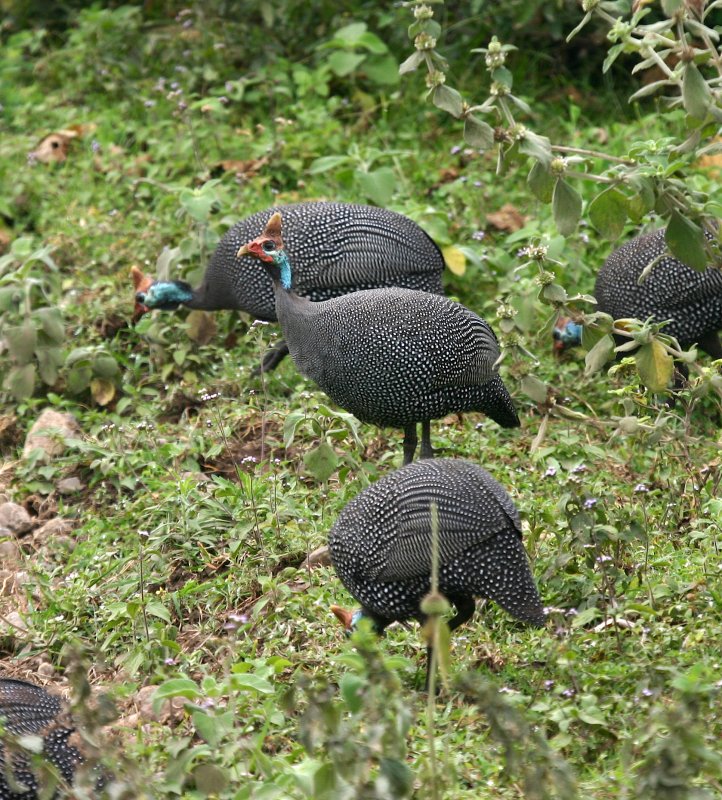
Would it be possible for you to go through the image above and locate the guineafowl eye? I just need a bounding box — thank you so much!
[262,240,276,253]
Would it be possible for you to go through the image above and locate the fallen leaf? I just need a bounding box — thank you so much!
[486,203,529,232]
[186,310,217,345]
[90,377,116,406]
[30,133,72,163]
[442,245,466,276]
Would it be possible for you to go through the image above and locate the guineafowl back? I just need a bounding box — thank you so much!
[275,286,518,429]
[595,228,722,347]
[199,202,445,318]
[329,459,544,627]
[0,678,82,798]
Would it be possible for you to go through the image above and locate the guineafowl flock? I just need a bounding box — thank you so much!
[6,197,721,795]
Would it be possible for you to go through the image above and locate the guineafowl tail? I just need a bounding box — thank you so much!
[476,376,520,428]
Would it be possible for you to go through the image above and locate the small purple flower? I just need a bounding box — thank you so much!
[27,152,38,166]
[561,688,576,698]
[182,19,193,28]
[201,698,216,709]
[225,81,235,92]
[459,176,468,183]
[472,230,486,241]
[241,456,258,465]
[580,233,589,244]
[634,483,648,493]
[566,608,578,617]
[544,679,554,690]
[228,613,249,624]
[571,463,587,474]
[450,145,462,155]
[91,139,101,153]
[583,497,597,509]
[544,465,557,477]
[144,99,156,108]
[642,688,653,697]
[177,101,188,111]
[139,529,150,539]
[473,180,482,188]
[595,554,612,563]
[164,657,176,666]
[218,96,229,105]
[170,81,180,90]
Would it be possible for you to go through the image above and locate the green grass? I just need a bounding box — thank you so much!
[1,4,721,799]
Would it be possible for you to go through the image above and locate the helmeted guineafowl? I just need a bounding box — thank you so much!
[328,459,545,683]
[554,228,722,360]
[0,678,86,798]
[237,212,519,463]
[133,201,445,372]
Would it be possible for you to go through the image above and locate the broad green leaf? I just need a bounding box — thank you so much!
[398,51,424,75]
[578,710,607,726]
[682,62,711,119]
[192,710,221,747]
[67,365,92,394]
[432,85,463,118]
[570,606,602,628]
[0,286,20,313]
[635,340,674,392]
[527,161,554,203]
[463,114,494,151]
[552,179,582,236]
[152,678,202,709]
[303,441,338,482]
[93,354,119,378]
[491,66,513,89]
[541,283,568,303]
[441,245,465,276]
[308,155,350,174]
[357,31,388,55]
[584,334,616,375]
[193,763,229,794]
[588,187,628,240]
[521,375,549,404]
[519,130,552,167]
[364,54,399,86]
[665,211,708,271]
[37,346,64,385]
[4,363,36,400]
[5,321,37,363]
[379,758,414,796]
[145,600,171,623]
[179,188,215,222]
[327,51,365,77]
[229,673,274,694]
[340,673,364,713]
[356,167,395,206]
[33,307,65,343]
[283,412,305,449]
[331,22,366,45]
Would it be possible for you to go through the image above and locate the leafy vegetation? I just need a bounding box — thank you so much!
[0,1,721,798]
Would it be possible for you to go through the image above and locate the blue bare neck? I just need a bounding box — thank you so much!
[276,250,292,290]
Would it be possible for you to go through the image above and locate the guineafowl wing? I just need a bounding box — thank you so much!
[371,461,521,583]
[0,678,63,735]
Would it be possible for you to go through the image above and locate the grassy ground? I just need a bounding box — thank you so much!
[1,5,721,799]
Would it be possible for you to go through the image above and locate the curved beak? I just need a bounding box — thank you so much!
[131,265,153,320]
[236,244,250,258]
[330,605,354,630]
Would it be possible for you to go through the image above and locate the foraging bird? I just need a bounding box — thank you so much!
[133,201,446,372]
[0,678,83,798]
[328,459,545,683]
[554,228,722,360]
[238,213,519,463]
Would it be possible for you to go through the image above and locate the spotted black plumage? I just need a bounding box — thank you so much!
[328,459,545,678]
[0,678,82,799]
[596,228,722,357]
[241,214,519,462]
[135,202,445,372]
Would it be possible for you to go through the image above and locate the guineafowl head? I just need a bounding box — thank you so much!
[132,263,196,312]
[330,605,389,636]
[552,316,583,352]
[236,212,293,289]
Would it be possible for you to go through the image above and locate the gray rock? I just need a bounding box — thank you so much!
[57,477,85,495]
[300,545,331,569]
[23,409,81,461]
[0,502,32,534]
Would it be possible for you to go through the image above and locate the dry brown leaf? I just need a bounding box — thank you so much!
[214,155,270,179]
[486,203,529,232]
[186,310,217,345]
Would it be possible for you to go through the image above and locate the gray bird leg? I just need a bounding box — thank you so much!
[403,424,418,465]
[254,340,290,375]
[419,420,434,459]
